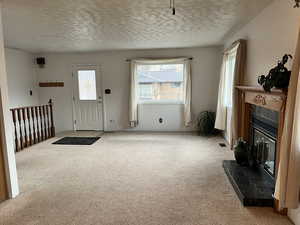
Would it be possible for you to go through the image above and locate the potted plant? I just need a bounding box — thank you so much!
[196,111,217,136]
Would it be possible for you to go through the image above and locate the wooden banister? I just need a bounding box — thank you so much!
[10,99,55,152]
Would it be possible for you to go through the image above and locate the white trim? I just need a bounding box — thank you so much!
[138,101,184,105]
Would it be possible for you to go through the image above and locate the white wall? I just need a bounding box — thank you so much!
[5,48,39,108]
[224,0,300,86]
[223,0,300,223]
[36,47,222,133]
[134,104,185,132]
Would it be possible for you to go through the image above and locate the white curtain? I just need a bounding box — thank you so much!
[215,40,246,147]
[215,54,228,131]
[230,40,247,145]
[129,58,192,127]
[183,60,192,126]
[129,61,138,127]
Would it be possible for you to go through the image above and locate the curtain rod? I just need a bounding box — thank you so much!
[126,57,193,62]
[223,39,247,54]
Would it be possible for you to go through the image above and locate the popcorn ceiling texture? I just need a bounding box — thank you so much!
[2,0,273,52]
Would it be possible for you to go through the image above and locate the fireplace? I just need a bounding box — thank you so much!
[223,86,287,211]
[250,105,279,177]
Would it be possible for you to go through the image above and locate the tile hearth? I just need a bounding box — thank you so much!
[223,160,275,207]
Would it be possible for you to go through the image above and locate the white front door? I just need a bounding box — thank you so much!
[73,65,103,131]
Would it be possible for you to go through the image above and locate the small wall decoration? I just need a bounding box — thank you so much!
[39,82,64,87]
[258,54,293,92]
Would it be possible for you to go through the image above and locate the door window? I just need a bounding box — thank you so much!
[78,70,97,100]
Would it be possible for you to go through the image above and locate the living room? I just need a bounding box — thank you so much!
[0,0,300,224]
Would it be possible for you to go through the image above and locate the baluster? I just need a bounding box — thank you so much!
[46,105,51,139]
[27,107,32,146]
[10,101,56,152]
[42,105,48,139]
[11,102,56,152]
[22,108,28,148]
[31,107,37,144]
[39,106,44,141]
[49,99,55,137]
[11,109,18,152]
[17,109,23,150]
[35,106,41,143]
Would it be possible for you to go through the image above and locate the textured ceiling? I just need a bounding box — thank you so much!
[2,0,273,53]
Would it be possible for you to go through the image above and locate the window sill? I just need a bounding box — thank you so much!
[138,101,184,105]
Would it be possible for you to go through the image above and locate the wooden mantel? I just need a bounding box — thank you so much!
[236,86,287,140]
[236,85,287,214]
[236,85,287,96]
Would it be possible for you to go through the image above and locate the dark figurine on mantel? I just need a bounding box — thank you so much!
[258,54,293,92]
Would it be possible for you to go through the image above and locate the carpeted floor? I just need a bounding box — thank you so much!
[0,132,292,225]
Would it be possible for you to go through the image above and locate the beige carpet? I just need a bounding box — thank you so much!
[0,132,292,225]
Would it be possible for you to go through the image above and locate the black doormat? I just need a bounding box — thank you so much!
[53,137,100,145]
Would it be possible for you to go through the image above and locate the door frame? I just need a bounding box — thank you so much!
[71,64,106,132]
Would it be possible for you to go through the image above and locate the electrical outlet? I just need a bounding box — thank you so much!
[159,118,163,124]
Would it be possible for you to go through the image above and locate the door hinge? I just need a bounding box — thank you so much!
[73,96,75,101]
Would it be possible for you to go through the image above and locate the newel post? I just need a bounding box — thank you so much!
[48,99,55,137]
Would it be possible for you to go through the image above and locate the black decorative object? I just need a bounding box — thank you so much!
[294,0,300,8]
[234,139,250,166]
[197,111,216,136]
[234,138,270,168]
[258,54,293,92]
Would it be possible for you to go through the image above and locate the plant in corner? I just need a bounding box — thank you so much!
[196,111,217,136]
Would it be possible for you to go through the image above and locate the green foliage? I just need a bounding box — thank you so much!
[197,111,217,136]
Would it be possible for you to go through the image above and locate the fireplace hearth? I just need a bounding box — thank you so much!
[223,160,275,206]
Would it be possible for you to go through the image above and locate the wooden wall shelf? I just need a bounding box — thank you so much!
[39,82,64,87]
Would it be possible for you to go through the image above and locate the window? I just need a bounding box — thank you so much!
[139,84,154,100]
[78,70,97,100]
[137,64,184,103]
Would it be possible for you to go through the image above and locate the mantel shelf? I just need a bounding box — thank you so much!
[236,86,287,97]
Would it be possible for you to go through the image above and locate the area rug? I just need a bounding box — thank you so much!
[52,137,100,145]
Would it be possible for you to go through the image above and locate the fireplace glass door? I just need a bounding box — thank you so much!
[253,129,276,177]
